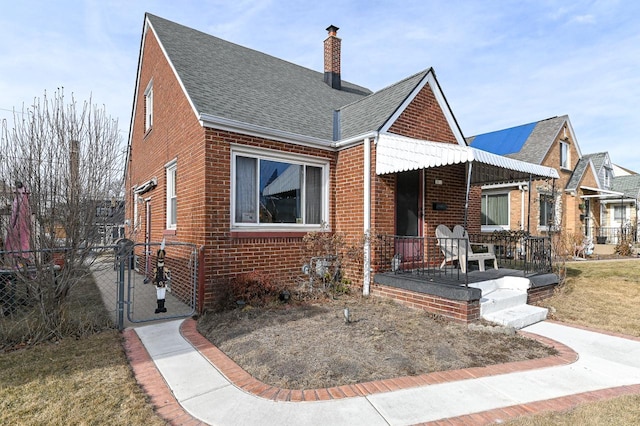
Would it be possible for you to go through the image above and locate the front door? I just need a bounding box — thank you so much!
[395,170,423,262]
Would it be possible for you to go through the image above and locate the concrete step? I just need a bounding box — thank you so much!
[479,289,528,316]
[483,304,548,329]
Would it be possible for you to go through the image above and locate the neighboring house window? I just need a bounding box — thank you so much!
[232,147,327,227]
[144,81,153,132]
[614,205,626,222]
[166,160,177,229]
[481,193,509,229]
[539,194,554,228]
[603,167,613,189]
[559,141,570,169]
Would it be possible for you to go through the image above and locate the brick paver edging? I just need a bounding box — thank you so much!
[122,328,206,426]
[178,318,578,402]
[123,319,640,425]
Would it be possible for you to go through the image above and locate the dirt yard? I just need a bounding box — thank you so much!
[197,295,556,389]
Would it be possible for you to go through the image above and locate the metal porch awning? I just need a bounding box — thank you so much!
[579,186,624,199]
[376,133,559,184]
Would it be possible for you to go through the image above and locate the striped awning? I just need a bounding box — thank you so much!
[376,133,559,184]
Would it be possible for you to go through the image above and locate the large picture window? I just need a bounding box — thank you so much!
[233,148,326,227]
[481,193,509,229]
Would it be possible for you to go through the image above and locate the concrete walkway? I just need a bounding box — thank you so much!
[123,320,640,425]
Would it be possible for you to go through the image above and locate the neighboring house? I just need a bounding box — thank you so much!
[125,14,557,312]
[566,152,615,242]
[92,199,125,245]
[607,174,640,243]
[568,153,640,244]
[468,116,601,238]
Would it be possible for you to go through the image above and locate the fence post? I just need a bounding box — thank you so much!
[117,254,125,331]
[115,238,134,331]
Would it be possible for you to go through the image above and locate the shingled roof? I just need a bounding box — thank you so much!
[612,175,640,199]
[145,14,454,143]
[147,14,375,141]
[566,152,612,192]
[468,116,570,165]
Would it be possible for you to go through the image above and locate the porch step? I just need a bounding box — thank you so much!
[483,304,548,330]
[471,280,548,329]
[479,289,528,316]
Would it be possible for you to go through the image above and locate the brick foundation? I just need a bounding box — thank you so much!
[370,283,481,323]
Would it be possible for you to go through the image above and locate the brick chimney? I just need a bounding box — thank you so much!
[324,25,341,90]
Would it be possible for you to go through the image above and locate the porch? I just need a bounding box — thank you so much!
[371,233,558,325]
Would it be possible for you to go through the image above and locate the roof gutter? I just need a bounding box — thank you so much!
[333,131,379,150]
[199,113,334,151]
[579,186,624,197]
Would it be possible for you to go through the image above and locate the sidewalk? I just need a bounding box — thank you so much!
[123,319,640,425]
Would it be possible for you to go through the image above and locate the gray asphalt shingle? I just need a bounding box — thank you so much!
[148,14,389,141]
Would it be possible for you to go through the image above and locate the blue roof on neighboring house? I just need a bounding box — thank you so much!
[469,122,537,155]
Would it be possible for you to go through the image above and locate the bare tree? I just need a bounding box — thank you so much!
[0,88,123,340]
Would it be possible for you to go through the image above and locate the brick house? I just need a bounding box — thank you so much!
[571,153,639,244]
[125,14,558,313]
[468,116,639,248]
[468,116,601,238]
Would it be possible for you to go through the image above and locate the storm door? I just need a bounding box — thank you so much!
[395,170,423,263]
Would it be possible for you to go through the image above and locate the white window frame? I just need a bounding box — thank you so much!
[144,80,153,132]
[166,159,177,230]
[603,167,613,189]
[559,141,570,170]
[614,205,627,223]
[231,145,329,230]
[132,189,139,231]
[480,191,510,232]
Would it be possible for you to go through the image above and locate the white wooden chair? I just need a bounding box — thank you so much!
[436,225,498,273]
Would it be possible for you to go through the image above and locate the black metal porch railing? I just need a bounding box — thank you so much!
[471,231,552,275]
[584,225,638,245]
[376,231,553,284]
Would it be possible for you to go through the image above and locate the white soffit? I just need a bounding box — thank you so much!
[376,133,559,181]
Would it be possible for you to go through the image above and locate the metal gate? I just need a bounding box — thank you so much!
[114,240,198,330]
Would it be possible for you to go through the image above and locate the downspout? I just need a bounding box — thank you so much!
[527,174,532,234]
[519,184,526,230]
[362,136,373,296]
[463,162,473,287]
[463,162,473,229]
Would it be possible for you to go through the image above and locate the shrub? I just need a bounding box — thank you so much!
[615,234,633,256]
[227,271,285,308]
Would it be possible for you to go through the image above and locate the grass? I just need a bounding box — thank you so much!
[0,269,165,425]
[543,260,640,337]
[0,331,166,425]
[504,259,640,425]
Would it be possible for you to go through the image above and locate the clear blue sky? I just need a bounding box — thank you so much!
[1,1,639,172]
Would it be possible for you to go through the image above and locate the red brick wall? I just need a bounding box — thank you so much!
[527,284,557,305]
[371,283,481,323]
[200,128,337,308]
[387,83,458,144]
[125,26,206,248]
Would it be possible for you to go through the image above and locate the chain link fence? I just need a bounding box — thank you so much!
[1,241,198,349]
